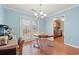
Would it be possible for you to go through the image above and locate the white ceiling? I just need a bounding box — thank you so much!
[5,4,75,16]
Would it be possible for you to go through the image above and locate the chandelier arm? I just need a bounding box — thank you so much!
[32,4,47,18]
[32,9,38,13]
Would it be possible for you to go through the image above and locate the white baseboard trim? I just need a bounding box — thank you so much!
[64,43,79,48]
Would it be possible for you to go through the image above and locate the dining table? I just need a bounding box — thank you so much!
[33,34,54,48]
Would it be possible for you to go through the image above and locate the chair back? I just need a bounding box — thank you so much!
[18,39,24,55]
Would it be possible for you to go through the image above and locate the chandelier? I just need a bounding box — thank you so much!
[32,4,47,19]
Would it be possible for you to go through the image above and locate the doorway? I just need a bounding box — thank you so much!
[20,16,38,40]
[53,16,64,43]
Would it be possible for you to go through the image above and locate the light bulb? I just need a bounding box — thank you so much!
[44,13,47,16]
[34,13,38,16]
[61,16,64,21]
[61,17,64,21]
[61,18,64,21]
[40,11,43,15]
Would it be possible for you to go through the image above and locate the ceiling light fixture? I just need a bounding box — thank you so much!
[32,4,47,19]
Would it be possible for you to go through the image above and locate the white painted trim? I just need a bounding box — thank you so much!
[37,19,40,33]
[52,19,54,34]
[20,16,23,38]
[50,4,79,16]
[64,43,79,48]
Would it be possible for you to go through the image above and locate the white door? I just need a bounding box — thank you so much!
[20,16,38,40]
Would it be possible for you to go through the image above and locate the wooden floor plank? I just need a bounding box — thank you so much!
[22,37,79,55]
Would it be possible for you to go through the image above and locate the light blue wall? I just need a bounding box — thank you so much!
[45,5,79,47]
[2,5,79,47]
[0,5,46,40]
[4,8,37,39]
[45,17,53,35]
[0,5,4,24]
[39,18,46,33]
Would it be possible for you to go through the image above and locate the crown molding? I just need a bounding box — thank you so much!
[49,4,79,17]
[3,5,34,17]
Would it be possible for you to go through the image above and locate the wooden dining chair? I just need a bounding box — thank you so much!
[18,39,25,55]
